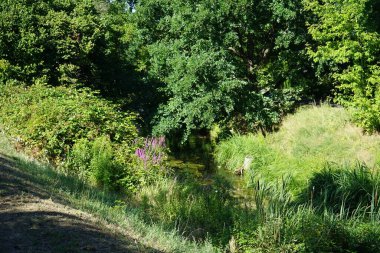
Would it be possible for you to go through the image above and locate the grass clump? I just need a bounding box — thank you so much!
[301,163,380,215]
[215,105,380,192]
[134,176,234,246]
[232,164,380,253]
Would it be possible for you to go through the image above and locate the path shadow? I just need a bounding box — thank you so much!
[0,210,152,253]
[0,153,162,253]
[0,154,53,200]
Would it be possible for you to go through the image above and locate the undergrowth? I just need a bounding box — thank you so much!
[2,103,380,252]
[0,83,170,192]
[0,132,217,253]
[2,129,380,252]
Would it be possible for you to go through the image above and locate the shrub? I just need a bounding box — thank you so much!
[67,136,145,192]
[305,0,380,133]
[0,83,144,191]
[88,136,115,188]
[0,59,19,83]
[0,83,138,161]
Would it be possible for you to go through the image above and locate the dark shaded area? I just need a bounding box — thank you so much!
[167,133,215,171]
[0,154,160,253]
[0,210,137,253]
[297,163,380,215]
[0,155,52,200]
[366,0,380,33]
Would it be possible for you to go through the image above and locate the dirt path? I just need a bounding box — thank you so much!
[0,154,158,253]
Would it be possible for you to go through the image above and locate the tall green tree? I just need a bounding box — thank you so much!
[304,0,380,132]
[134,0,317,140]
[0,0,137,95]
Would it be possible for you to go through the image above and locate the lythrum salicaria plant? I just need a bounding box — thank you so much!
[135,136,167,170]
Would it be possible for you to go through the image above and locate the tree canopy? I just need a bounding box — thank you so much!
[133,0,319,139]
[0,0,138,94]
[304,0,380,132]
[0,0,379,140]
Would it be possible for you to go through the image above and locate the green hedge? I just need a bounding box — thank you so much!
[0,83,142,191]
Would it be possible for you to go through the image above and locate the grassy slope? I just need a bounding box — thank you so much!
[215,105,380,192]
[0,131,217,253]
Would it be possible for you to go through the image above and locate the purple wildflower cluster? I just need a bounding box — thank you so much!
[135,136,166,168]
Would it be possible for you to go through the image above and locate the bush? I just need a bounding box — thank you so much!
[304,0,380,133]
[0,83,138,160]
[350,96,380,134]
[0,83,143,191]
[67,136,146,192]
[0,59,19,83]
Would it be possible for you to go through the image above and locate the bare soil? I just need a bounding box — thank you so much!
[0,154,159,253]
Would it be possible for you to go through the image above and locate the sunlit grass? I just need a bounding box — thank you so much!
[215,104,380,193]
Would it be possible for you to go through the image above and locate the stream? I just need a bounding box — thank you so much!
[167,134,250,200]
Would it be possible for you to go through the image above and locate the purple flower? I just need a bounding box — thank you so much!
[135,148,147,161]
[158,136,165,147]
[134,136,166,168]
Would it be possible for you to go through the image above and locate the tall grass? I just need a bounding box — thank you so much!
[215,105,380,193]
[233,164,380,252]
[129,162,380,252]
[301,163,380,216]
[134,176,234,246]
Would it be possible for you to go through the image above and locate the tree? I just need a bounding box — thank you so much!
[0,0,138,95]
[133,0,317,140]
[304,0,380,132]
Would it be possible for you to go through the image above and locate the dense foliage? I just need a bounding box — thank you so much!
[304,0,380,132]
[0,84,136,160]
[0,0,379,137]
[134,0,317,139]
[0,84,150,191]
[0,0,380,252]
[0,0,138,95]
